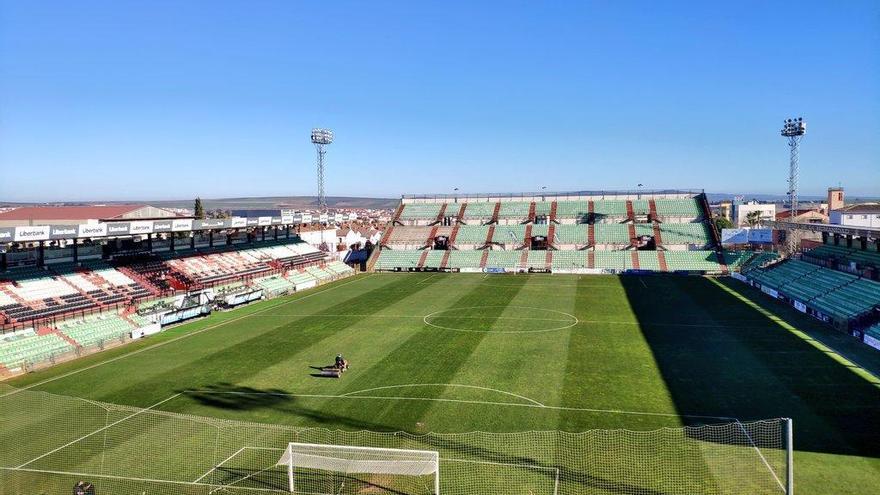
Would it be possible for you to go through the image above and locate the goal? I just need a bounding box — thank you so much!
[276,442,440,494]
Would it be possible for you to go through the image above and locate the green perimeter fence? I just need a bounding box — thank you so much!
[0,385,791,495]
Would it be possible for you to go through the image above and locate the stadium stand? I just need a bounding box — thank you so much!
[372,193,728,273]
[0,331,74,369]
[497,202,532,220]
[491,225,528,245]
[654,198,703,218]
[553,201,590,221]
[461,202,497,220]
[803,243,880,269]
[664,251,723,271]
[399,203,443,220]
[747,259,880,322]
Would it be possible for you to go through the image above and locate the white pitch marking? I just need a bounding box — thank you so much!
[339,383,546,407]
[16,393,182,469]
[0,274,375,398]
[422,305,579,334]
[181,390,734,421]
[192,446,246,483]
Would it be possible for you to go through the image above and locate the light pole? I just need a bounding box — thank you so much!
[780,118,806,217]
[311,128,333,251]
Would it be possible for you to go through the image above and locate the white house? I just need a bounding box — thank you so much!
[830,204,880,228]
[732,201,777,227]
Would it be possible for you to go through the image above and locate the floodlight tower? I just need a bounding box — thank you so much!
[311,128,334,211]
[780,118,806,217]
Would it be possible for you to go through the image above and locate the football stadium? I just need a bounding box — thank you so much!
[2,2,879,495]
[0,190,878,495]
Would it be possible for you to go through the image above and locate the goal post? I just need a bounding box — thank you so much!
[277,442,440,494]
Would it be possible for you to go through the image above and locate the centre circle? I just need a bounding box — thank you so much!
[422,305,578,333]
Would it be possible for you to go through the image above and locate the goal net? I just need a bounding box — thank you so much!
[277,443,439,494]
[0,386,793,495]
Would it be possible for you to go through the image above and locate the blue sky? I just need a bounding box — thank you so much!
[1,0,878,201]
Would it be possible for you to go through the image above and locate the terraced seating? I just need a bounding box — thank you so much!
[866,323,880,341]
[594,224,631,245]
[58,314,134,347]
[637,251,661,270]
[256,275,294,295]
[633,224,654,238]
[492,225,528,244]
[422,250,445,268]
[484,251,521,269]
[324,261,355,276]
[534,201,552,216]
[0,333,74,368]
[497,202,532,219]
[810,278,880,320]
[806,244,880,268]
[550,251,588,269]
[526,251,547,269]
[663,251,723,271]
[447,250,484,269]
[388,227,430,245]
[655,199,703,217]
[454,225,489,244]
[288,271,318,285]
[375,250,422,270]
[593,251,633,271]
[592,200,627,217]
[554,225,588,245]
[658,223,711,245]
[461,202,497,219]
[305,266,334,281]
[399,203,443,220]
[631,200,650,215]
[530,224,549,238]
[741,252,779,273]
[554,201,589,219]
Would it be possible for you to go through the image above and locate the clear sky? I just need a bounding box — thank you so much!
[1,1,878,201]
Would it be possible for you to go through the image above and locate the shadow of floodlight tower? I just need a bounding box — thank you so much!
[311,128,334,251]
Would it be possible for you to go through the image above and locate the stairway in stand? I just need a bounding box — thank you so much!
[627,224,637,245]
[545,251,553,270]
[658,250,668,272]
[648,200,659,222]
[626,200,635,222]
[528,202,536,223]
[484,225,496,247]
[519,249,529,270]
[631,251,640,270]
[715,251,729,274]
[434,203,447,225]
[588,224,595,247]
[449,223,461,245]
[491,202,501,224]
[439,250,451,269]
[417,250,430,269]
[379,224,395,247]
[588,250,595,269]
[522,224,533,248]
[426,225,439,247]
[455,203,467,220]
[652,223,663,246]
[549,201,558,223]
[479,250,490,268]
[391,204,404,224]
[547,224,556,248]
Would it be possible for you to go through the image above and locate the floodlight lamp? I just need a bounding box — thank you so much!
[311,128,334,145]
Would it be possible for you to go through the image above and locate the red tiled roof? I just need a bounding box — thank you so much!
[0,205,145,221]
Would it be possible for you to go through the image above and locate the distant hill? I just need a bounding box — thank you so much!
[0,196,399,210]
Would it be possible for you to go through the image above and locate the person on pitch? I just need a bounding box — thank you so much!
[335,354,349,371]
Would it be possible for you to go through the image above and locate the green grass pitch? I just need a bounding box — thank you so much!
[2,273,879,494]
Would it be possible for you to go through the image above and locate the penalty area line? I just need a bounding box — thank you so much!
[181,389,734,422]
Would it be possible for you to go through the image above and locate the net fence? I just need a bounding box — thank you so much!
[0,386,790,495]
